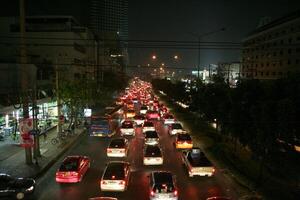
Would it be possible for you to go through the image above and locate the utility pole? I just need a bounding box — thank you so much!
[20,0,32,164]
[197,37,200,80]
[56,61,62,134]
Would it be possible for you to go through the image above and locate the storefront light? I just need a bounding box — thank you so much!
[5,114,9,128]
[16,110,20,121]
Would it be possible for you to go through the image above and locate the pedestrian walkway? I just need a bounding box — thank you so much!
[0,125,86,178]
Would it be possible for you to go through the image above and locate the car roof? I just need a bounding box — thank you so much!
[64,156,82,162]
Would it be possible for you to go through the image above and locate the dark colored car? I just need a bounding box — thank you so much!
[0,173,35,199]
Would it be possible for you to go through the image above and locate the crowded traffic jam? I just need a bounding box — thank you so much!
[52,78,227,200]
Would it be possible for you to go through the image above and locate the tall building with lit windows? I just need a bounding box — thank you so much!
[241,10,300,79]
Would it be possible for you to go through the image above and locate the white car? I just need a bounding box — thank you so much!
[168,123,185,135]
[162,114,176,125]
[144,131,159,146]
[107,138,128,157]
[134,115,145,126]
[120,120,135,136]
[143,145,163,165]
[149,171,178,200]
[142,121,155,133]
[100,161,130,192]
[140,105,148,115]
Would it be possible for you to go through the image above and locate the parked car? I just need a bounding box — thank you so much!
[0,173,35,199]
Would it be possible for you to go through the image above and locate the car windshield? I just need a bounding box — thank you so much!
[109,139,125,148]
[172,123,182,129]
[135,115,145,120]
[103,163,125,180]
[122,122,133,128]
[145,131,158,138]
[59,157,79,171]
[144,122,154,127]
[141,106,148,110]
[145,146,161,157]
[178,134,191,141]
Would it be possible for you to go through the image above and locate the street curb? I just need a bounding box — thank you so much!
[34,129,86,180]
[34,105,120,180]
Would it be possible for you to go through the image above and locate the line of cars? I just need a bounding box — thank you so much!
[111,78,217,200]
[53,78,222,200]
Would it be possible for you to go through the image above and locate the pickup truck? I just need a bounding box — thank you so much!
[182,148,215,177]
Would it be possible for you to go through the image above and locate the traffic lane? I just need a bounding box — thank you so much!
[156,121,232,200]
[34,136,112,200]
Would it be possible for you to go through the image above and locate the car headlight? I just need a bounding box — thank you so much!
[26,186,34,192]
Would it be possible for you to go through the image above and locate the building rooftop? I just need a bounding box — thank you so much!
[246,9,300,38]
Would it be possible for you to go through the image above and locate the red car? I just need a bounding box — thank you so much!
[56,156,90,183]
[146,110,160,120]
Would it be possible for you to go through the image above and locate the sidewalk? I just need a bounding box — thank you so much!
[0,126,86,179]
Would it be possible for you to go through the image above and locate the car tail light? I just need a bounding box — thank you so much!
[120,148,125,153]
[107,148,112,153]
[174,189,178,196]
[212,168,216,173]
[187,140,192,144]
[70,172,78,177]
[119,180,125,185]
[150,190,155,196]
[101,180,107,185]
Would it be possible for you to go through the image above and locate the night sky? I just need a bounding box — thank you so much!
[129,0,300,69]
[1,0,300,69]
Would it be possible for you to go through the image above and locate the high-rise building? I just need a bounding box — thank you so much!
[241,10,300,80]
[90,0,128,40]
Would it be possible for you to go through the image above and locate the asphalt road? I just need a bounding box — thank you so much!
[34,107,239,200]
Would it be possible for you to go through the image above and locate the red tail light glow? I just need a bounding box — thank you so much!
[107,148,112,153]
[119,180,125,185]
[150,190,155,196]
[101,180,107,185]
[174,189,178,196]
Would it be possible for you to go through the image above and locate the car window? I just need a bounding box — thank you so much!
[109,139,125,148]
[145,131,158,138]
[104,163,125,179]
[59,158,79,171]
[178,134,191,141]
[145,146,162,157]
[122,122,133,128]
[172,123,182,129]
[153,183,174,193]
[143,122,153,127]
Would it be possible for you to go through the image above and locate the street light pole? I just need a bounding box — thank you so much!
[190,27,226,82]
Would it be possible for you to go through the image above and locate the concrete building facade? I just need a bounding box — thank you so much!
[241,10,300,79]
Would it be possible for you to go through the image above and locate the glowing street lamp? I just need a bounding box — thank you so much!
[174,55,178,60]
[161,63,165,66]
[152,55,157,60]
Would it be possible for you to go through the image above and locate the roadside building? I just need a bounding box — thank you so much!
[217,62,241,87]
[241,10,300,79]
